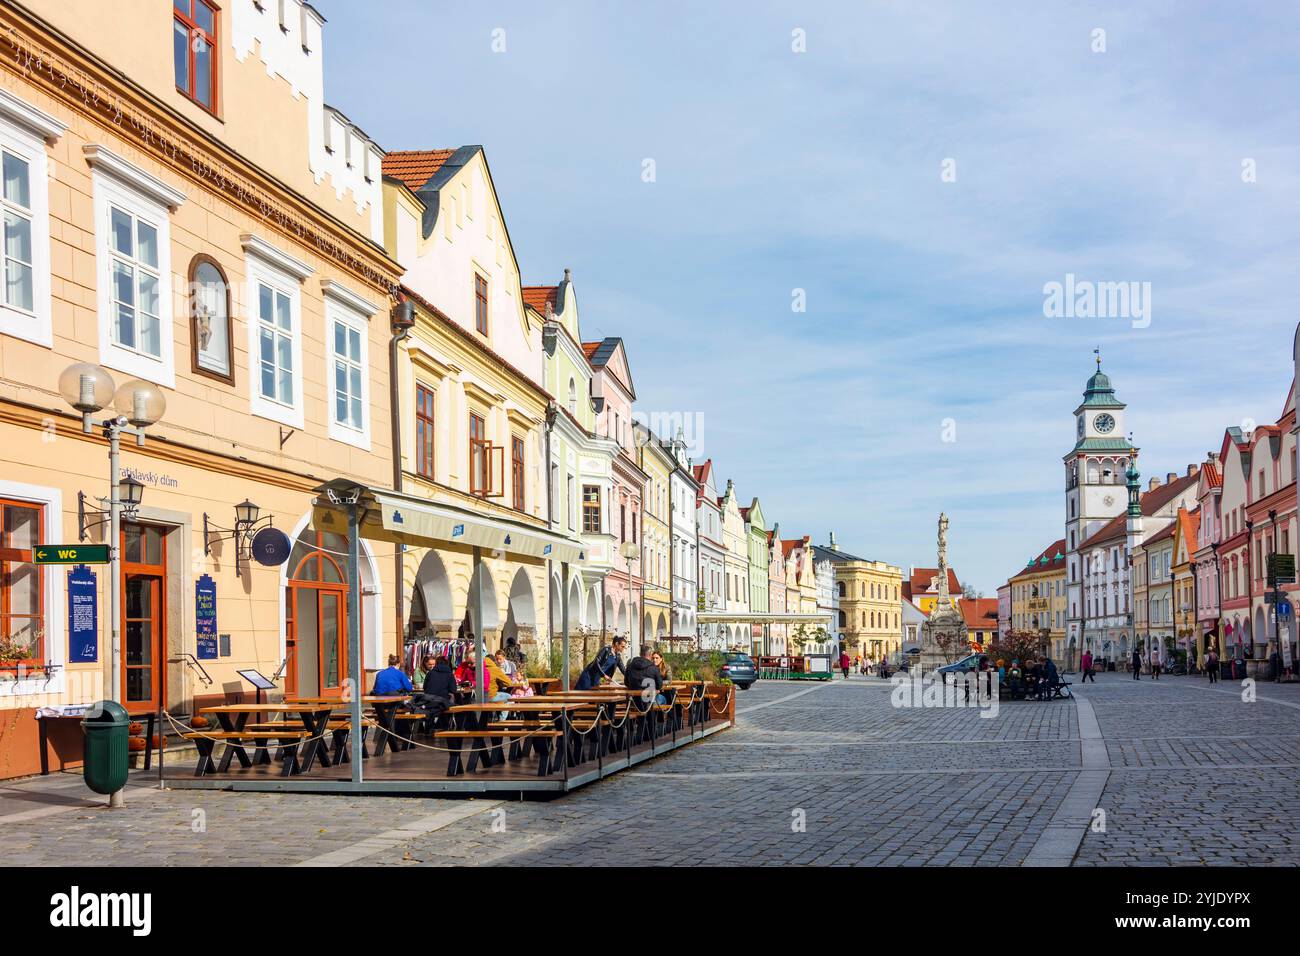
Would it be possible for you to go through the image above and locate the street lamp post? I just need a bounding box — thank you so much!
[1268,509,1283,682]
[58,363,165,808]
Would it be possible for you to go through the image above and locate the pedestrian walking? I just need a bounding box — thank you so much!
[1080,649,1095,682]
[1131,648,1142,680]
[1206,647,1219,684]
[838,650,851,679]
[1151,650,1161,681]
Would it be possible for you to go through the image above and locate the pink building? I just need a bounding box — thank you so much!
[583,338,648,650]
[1193,454,1223,661]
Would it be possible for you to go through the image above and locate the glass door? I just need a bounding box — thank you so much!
[121,524,166,711]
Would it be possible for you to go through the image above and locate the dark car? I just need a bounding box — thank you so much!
[719,652,757,689]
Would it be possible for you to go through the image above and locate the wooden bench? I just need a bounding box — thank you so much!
[434,728,563,777]
[182,730,309,777]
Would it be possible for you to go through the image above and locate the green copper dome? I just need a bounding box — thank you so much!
[1077,361,1126,410]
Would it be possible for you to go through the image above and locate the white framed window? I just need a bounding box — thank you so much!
[243,235,311,429]
[322,279,377,449]
[0,90,62,348]
[88,146,183,386]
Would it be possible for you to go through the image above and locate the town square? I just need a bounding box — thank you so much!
[0,0,1296,930]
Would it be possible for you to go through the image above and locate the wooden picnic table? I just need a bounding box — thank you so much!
[284,696,411,756]
[199,702,337,774]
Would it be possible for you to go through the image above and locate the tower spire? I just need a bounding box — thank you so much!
[1094,347,1101,370]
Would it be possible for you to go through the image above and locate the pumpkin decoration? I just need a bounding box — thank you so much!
[127,737,146,752]
[149,734,166,749]
[189,715,209,729]
[127,721,144,735]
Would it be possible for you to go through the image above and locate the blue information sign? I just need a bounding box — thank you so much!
[67,565,97,663]
[195,573,218,659]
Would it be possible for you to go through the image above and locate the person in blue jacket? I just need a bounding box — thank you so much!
[372,654,414,695]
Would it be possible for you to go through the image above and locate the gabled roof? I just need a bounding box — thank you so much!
[1080,470,1200,549]
[382,149,457,191]
[521,285,557,317]
[909,568,961,595]
[959,598,1000,630]
[1200,462,1222,490]
[1145,521,1177,546]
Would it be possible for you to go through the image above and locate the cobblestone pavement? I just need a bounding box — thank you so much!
[3,672,1298,866]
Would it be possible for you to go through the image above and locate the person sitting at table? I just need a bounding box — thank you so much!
[413,654,434,690]
[415,655,457,722]
[625,646,666,705]
[455,653,476,686]
[494,648,518,679]
[372,654,414,695]
[576,634,628,690]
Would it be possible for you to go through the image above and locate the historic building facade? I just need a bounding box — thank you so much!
[635,421,673,645]
[0,0,400,777]
[585,339,646,651]
[818,537,902,660]
[719,479,749,650]
[525,272,618,638]
[693,460,727,649]
[1008,540,1067,658]
[382,146,556,664]
[742,498,770,654]
[1064,362,1134,664]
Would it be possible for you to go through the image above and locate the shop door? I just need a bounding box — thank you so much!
[121,523,167,712]
[286,531,353,698]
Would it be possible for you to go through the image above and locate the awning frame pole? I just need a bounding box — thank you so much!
[473,546,485,703]
[561,561,570,691]
[348,500,363,784]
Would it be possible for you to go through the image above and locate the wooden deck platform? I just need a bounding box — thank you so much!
[159,718,730,795]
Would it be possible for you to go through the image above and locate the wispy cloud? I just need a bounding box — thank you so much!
[323,0,1300,591]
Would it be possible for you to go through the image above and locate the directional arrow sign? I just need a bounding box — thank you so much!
[33,544,110,565]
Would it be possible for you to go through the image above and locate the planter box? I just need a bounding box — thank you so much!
[704,682,737,723]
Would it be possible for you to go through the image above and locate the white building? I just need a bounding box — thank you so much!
[1065,361,1136,665]
[665,433,699,641]
[694,460,728,649]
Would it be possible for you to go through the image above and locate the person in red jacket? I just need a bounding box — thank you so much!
[838,650,851,679]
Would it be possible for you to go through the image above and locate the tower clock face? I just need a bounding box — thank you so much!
[1077,416,1085,439]
[1094,413,1116,434]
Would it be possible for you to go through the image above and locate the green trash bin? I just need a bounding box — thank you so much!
[82,700,130,795]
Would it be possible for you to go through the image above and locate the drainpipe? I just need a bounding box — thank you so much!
[389,296,415,648]
[545,403,556,652]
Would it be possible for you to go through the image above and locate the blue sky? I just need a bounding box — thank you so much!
[322,1,1300,594]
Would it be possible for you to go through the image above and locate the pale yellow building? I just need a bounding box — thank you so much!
[821,539,903,659]
[1008,540,1068,658]
[0,1,401,777]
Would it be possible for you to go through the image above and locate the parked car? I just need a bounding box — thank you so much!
[935,653,985,678]
[719,652,757,689]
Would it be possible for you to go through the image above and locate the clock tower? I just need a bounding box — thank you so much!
[1064,356,1135,655]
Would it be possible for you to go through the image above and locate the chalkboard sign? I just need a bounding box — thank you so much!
[67,565,97,663]
[195,574,218,659]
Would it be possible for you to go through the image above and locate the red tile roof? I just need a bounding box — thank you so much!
[1201,463,1222,488]
[521,285,557,316]
[581,341,601,361]
[909,568,961,595]
[1080,470,1201,550]
[381,149,456,191]
[959,597,1000,630]
[1010,538,1067,581]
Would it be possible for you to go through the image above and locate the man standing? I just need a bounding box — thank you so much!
[1080,649,1095,683]
[1131,647,1142,680]
[1206,645,1219,684]
[577,635,628,690]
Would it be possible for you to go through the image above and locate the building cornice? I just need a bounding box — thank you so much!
[0,7,401,294]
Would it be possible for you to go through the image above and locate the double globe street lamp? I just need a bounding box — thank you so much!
[57,362,166,716]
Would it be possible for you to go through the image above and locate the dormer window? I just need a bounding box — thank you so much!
[173,1,219,114]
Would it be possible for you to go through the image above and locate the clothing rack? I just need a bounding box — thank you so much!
[402,637,473,673]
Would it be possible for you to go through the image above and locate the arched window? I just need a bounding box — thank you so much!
[837,581,846,598]
[568,378,577,415]
[188,255,232,382]
[838,610,847,628]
